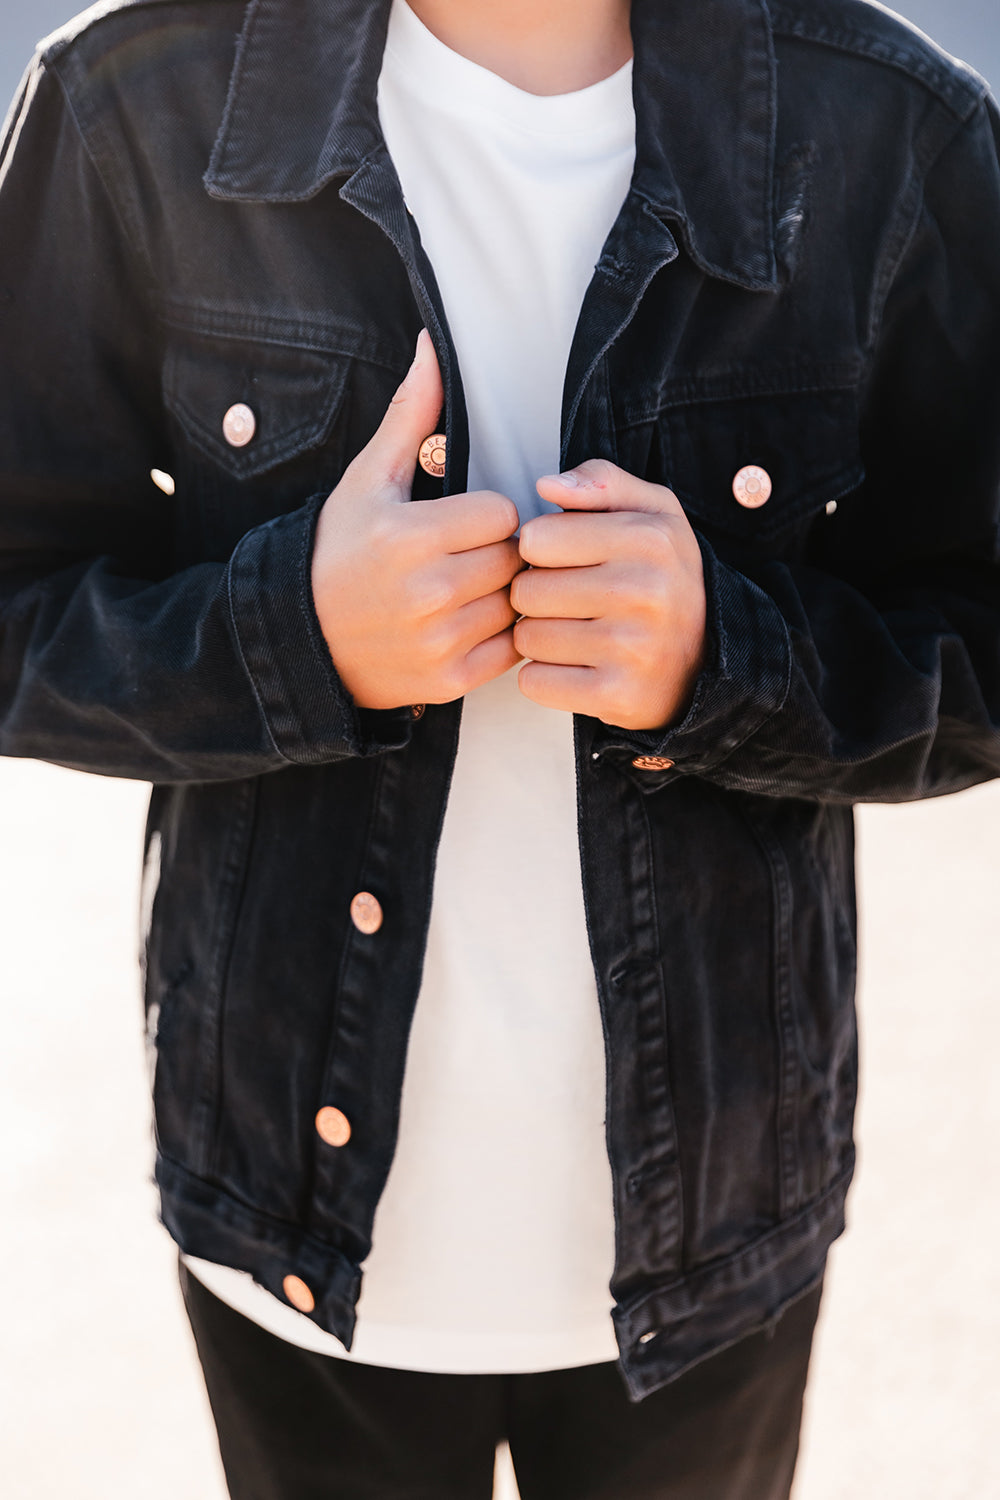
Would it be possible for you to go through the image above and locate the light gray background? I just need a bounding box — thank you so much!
[1,4,998,1500]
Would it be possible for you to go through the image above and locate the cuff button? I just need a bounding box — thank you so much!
[282,1275,316,1314]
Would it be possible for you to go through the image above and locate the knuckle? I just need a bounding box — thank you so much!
[620,628,653,672]
[516,659,541,699]
[598,671,633,726]
[518,518,542,563]
[615,562,667,619]
[634,517,674,563]
[512,617,533,654]
[472,491,519,537]
[426,615,462,663]
[499,540,524,583]
[519,516,561,566]
[577,457,618,489]
[410,580,451,620]
[498,586,519,622]
[496,495,521,535]
[509,570,530,614]
[441,659,473,701]
[483,602,513,644]
[397,571,431,619]
[631,584,667,627]
[424,568,460,616]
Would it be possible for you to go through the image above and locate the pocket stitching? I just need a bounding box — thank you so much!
[162,339,354,480]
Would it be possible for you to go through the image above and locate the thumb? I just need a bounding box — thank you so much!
[358,328,445,497]
[535,458,685,518]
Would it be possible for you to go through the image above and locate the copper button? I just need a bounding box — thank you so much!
[223,403,257,448]
[350,891,383,935]
[632,755,674,772]
[418,433,447,478]
[411,703,426,721]
[315,1106,352,1148]
[732,464,772,508]
[283,1275,316,1314]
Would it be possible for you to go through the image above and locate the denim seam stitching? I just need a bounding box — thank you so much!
[768,11,986,120]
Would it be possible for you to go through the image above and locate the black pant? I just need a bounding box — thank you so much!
[180,1263,822,1500]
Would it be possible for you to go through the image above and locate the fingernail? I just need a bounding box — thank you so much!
[541,471,579,488]
[404,330,428,377]
[395,333,428,399]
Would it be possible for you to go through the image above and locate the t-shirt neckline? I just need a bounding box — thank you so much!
[384,0,635,138]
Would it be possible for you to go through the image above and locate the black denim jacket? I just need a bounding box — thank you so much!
[1,0,999,1400]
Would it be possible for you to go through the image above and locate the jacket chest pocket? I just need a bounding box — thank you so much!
[651,385,865,560]
[161,327,369,558]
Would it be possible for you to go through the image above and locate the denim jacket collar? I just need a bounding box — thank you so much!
[205,0,779,291]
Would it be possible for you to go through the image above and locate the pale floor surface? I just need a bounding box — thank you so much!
[0,758,997,1499]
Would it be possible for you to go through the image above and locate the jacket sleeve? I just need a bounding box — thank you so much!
[0,58,407,783]
[630,94,1000,803]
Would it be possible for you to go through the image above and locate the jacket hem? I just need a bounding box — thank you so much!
[613,1160,852,1400]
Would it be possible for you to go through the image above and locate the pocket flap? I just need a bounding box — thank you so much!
[659,387,864,545]
[163,332,351,481]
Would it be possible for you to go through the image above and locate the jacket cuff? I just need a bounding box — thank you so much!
[226,496,412,764]
[594,538,792,775]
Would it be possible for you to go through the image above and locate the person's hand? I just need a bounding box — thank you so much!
[511,460,707,732]
[311,331,522,710]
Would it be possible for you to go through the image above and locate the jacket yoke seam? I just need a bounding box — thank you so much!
[769,1,988,121]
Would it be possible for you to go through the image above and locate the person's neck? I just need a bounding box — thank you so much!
[403,0,633,96]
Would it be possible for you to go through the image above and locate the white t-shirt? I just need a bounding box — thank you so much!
[186,0,636,1373]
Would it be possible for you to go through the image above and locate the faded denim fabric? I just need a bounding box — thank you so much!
[1,0,999,1400]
